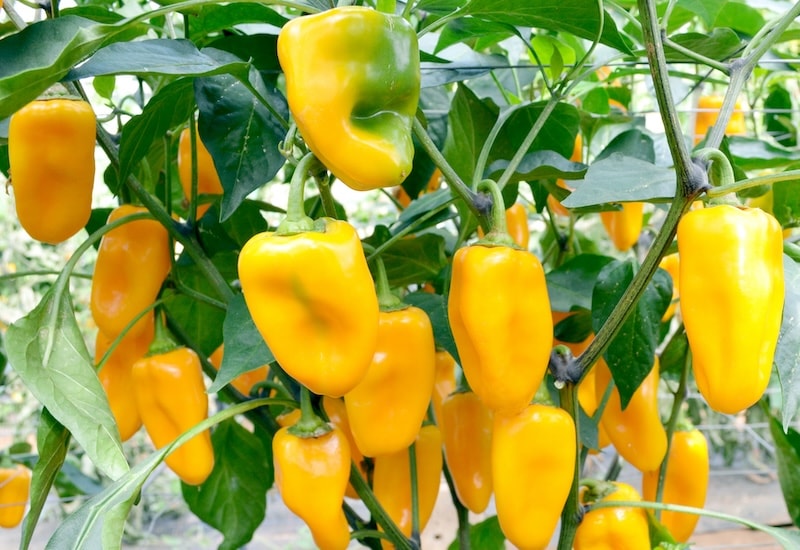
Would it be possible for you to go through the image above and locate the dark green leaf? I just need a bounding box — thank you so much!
[195,63,288,221]
[0,16,118,119]
[404,292,459,364]
[442,85,499,184]
[421,51,509,89]
[591,260,672,408]
[659,327,689,381]
[394,189,456,235]
[381,234,448,287]
[189,4,287,41]
[20,409,69,550]
[563,156,676,208]
[595,129,655,163]
[487,150,586,185]
[773,177,800,228]
[499,101,580,161]
[207,34,281,75]
[447,515,505,550]
[665,29,744,62]
[208,294,274,394]
[5,288,128,480]
[554,309,593,344]
[777,256,800,431]
[546,254,615,312]
[764,85,797,148]
[729,137,800,171]
[769,415,800,527]
[118,78,195,187]
[217,200,271,248]
[182,419,272,550]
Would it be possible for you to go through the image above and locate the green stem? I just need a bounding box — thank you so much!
[187,116,200,223]
[287,387,331,438]
[278,153,321,233]
[365,199,456,263]
[0,271,92,282]
[556,384,583,550]
[369,251,406,311]
[707,169,800,198]
[785,241,800,263]
[441,452,470,549]
[349,462,415,550]
[475,179,515,247]
[350,529,392,544]
[96,299,165,372]
[147,308,179,356]
[409,443,421,546]
[316,174,340,219]
[473,108,514,190]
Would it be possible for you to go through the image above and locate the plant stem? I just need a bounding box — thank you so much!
[441,453,470,549]
[556,383,583,550]
[409,443,421,546]
[278,152,319,232]
[349,462,415,550]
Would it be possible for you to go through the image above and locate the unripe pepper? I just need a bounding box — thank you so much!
[273,397,352,550]
[678,205,784,414]
[278,6,420,191]
[642,428,709,542]
[177,125,224,217]
[372,424,443,547]
[90,205,172,339]
[8,98,96,244]
[448,182,553,415]
[321,396,365,499]
[94,313,154,441]
[575,481,650,550]
[239,154,379,397]
[441,391,493,513]
[600,201,644,251]
[492,403,576,550]
[0,465,31,528]
[132,344,214,485]
[208,344,268,397]
[430,350,457,426]
[345,258,436,457]
[595,358,666,472]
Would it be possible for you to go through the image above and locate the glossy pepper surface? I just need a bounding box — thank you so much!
[431,350,457,426]
[678,205,784,414]
[642,428,709,542]
[575,482,650,550]
[0,465,31,528]
[441,391,493,513]
[132,347,214,485]
[321,396,365,499]
[448,244,553,414]
[91,205,171,339]
[8,98,96,244]
[239,218,379,397]
[492,403,576,550]
[595,358,666,472]
[345,305,435,456]
[178,126,224,217]
[273,425,351,550]
[95,314,154,441]
[372,425,442,547]
[600,202,644,251]
[277,6,420,191]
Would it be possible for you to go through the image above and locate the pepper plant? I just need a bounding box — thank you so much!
[1,0,800,549]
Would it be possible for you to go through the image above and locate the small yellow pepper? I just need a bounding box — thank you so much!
[659,253,680,321]
[430,349,457,426]
[575,481,650,550]
[694,95,746,144]
[0,465,31,528]
[321,396,365,499]
[600,202,644,251]
[177,126,224,217]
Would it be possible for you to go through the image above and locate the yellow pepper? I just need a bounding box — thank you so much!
[132,346,214,485]
[600,201,644,251]
[575,481,650,550]
[430,349,457,426]
[659,253,680,321]
[177,126,224,217]
[8,98,96,244]
[678,205,784,414]
[321,396,365,499]
[492,403,576,550]
[694,95,746,144]
[0,465,31,528]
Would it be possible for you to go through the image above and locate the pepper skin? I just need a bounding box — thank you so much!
[208,344,267,397]
[8,98,96,244]
[278,6,420,191]
[575,482,650,550]
[600,201,644,251]
[132,347,214,485]
[273,425,351,550]
[0,465,31,528]
[441,391,493,513]
[659,253,680,321]
[642,428,709,542]
[448,244,553,414]
[595,358,666,472]
[492,404,576,550]
[372,424,443,547]
[94,313,154,441]
[345,305,435,457]
[431,350,457,426]
[239,218,379,397]
[177,126,224,217]
[90,205,171,339]
[322,396,365,499]
[678,205,784,414]
[694,95,746,144]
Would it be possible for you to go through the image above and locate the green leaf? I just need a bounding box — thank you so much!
[182,419,272,550]
[404,292,459,364]
[0,16,118,120]
[381,234,448,287]
[499,101,581,161]
[447,515,505,550]
[208,294,274,394]
[664,29,744,62]
[659,327,689,381]
[562,157,676,208]
[769,414,800,528]
[394,189,456,235]
[4,287,128,480]
[714,2,765,37]
[554,309,593,344]
[591,260,672,409]
[729,137,800,171]
[118,78,195,187]
[442,84,498,183]
[773,177,800,228]
[436,18,516,53]
[546,254,615,312]
[595,129,655,163]
[20,409,70,550]
[66,39,250,80]
[647,510,687,549]
[777,255,800,431]
[421,51,510,89]
[92,75,115,100]
[195,64,288,221]
[188,4,287,41]
[764,85,797,148]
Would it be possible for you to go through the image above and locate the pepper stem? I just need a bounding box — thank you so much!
[288,387,331,438]
[277,153,321,235]
[371,254,407,312]
[146,309,178,357]
[475,179,516,247]
[693,147,739,206]
[376,0,396,14]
